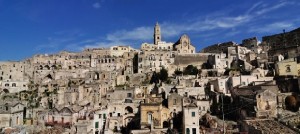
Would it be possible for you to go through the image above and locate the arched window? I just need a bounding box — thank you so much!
[12,83,16,87]
[125,106,133,113]
[5,104,8,111]
[148,113,152,124]
[286,65,291,72]
[186,128,190,134]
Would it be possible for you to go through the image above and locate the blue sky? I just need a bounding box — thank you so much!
[0,0,299,61]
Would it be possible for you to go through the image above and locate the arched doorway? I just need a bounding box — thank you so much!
[125,106,133,114]
[45,65,50,70]
[163,121,169,128]
[285,95,299,112]
[3,89,9,93]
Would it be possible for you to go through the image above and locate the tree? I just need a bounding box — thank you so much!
[150,67,169,84]
[150,72,159,84]
[208,71,217,77]
[183,65,198,75]
[174,69,183,75]
[159,67,168,82]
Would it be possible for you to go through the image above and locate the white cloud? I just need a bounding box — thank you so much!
[82,40,130,49]
[248,22,295,33]
[103,0,299,43]
[63,39,131,52]
[93,2,101,9]
[104,14,253,44]
[255,1,290,15]
[246,1,264,14]
[35,37,75,51]
[106,27,153,41]
[44,0,300,52]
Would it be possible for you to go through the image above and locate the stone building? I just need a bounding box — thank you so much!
[173,34,196,54]
[1,21,300,134]
[231,81,279,119]
[275,58,300,76]
[139,23,197,74]
[0,61,30,93]
[241,37,259,49]
[183,103,199,134]
[44,107,74,129]
[141,22,174,52]
[263,27,300,59]
[201,41,238,54]
[154,22,161,45]
[173,53,209,71]
[140,92,170,129]
[0,101,25,128]
[168,87,183,114]
[93,108,108,134]
[138,50,175,73]
[210,77,230,95]
[207,53,231,69]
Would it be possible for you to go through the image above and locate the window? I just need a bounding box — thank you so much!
[148,113,152,124]
[95,122,99,128]
[191,112,195,117]
[103,114,106,119]
[286,65,291,72]
[186,128,190,134]
[127,93,132,98]
[173,99,177,105]
[99,114,102,119]
[192,128,196,134]
[12,83,16,87]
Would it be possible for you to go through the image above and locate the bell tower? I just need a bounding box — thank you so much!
[154,22,161,45]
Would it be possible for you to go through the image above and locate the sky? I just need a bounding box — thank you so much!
[0,0,299,61]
